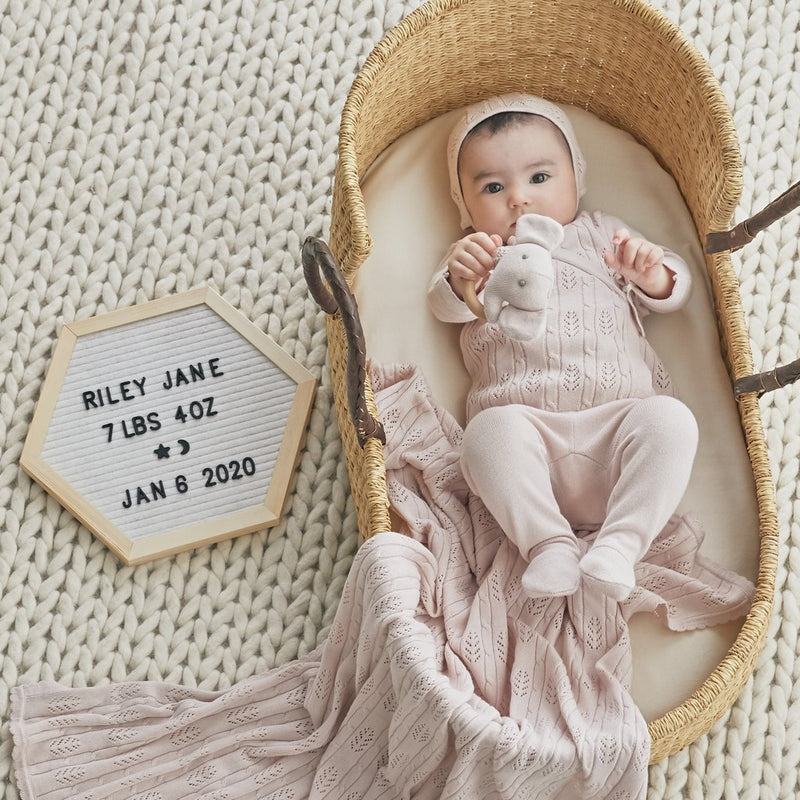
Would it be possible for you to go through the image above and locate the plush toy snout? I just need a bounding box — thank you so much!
[487,250,552,311]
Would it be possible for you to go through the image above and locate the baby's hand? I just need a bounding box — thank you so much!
[604,229,674,299]
[444,232,503,300]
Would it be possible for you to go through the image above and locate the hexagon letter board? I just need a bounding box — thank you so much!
[21,288,316,564]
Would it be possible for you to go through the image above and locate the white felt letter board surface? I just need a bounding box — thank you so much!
[21,287,316,564]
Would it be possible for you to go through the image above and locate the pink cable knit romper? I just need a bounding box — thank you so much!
[428,95,699,600]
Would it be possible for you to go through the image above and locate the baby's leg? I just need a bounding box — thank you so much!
[579,396,698,599]
[460,405,579,597]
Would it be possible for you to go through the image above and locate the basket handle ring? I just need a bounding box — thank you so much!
[302,237,386,447]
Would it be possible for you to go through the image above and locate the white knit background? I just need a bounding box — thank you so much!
[0,0,798,797]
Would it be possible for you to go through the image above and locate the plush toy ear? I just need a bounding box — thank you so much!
[514,213,564,252]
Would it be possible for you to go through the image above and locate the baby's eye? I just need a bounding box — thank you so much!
[531,172,549,184]
[484,182,503,194]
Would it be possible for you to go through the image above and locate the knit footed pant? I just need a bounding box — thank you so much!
[460,396,699,595]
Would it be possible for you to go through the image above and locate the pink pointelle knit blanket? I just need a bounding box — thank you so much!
[11,363,753,800]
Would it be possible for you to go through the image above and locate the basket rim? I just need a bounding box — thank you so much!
[335,0,744,272]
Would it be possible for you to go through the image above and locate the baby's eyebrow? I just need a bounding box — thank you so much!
[524,158,556,171]
[471,159,556,183]
[471,169,502,183]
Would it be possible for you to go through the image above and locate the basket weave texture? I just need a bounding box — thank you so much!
[325,0,778,763]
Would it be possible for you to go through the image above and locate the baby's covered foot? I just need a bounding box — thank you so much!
[521,540,580,598]
[579,544,636,601]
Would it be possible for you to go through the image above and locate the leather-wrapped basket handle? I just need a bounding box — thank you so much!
[705,179,800,399]
[302,237,385,447]
[734,360,800,399]
[705,179,800,254]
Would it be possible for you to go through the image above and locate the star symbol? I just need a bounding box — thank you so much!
[154,443,171,459]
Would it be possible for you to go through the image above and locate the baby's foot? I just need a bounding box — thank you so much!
[579,544,636,601]
[521,541,580,598]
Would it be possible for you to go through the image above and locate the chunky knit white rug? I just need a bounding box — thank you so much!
[0,0,798,797]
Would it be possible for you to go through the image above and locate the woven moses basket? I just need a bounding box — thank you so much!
[303,0,798,763]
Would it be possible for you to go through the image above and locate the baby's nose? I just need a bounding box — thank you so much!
[509,186,531,206]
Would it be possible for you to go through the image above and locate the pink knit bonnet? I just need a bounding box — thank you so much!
[447,94,587,229]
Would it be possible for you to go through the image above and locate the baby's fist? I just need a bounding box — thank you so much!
[604,228,675,299]
[446,232,503,299]
[604,229,664,276]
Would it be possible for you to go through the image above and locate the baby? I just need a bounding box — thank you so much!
[428,94,698,600]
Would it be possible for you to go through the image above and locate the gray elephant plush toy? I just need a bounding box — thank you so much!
[483,213,565,340]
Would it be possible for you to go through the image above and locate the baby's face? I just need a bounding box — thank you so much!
[458,119,578,240]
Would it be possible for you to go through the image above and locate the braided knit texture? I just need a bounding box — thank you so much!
[0,0,798,798]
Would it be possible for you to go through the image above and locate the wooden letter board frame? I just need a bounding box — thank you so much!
[21,287,316,564]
